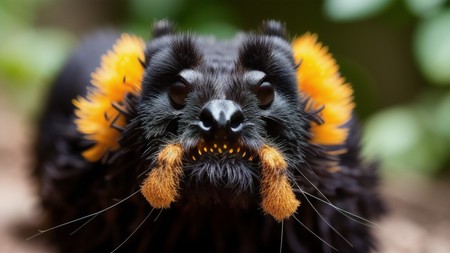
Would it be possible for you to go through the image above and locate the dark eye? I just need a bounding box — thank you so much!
[256,81,274,108]
[169,79,190,108]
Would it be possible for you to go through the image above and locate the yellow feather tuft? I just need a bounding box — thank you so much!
[292,33,355,146]
[73,33,145,162]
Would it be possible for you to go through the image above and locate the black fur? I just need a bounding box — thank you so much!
[32,20,386,253]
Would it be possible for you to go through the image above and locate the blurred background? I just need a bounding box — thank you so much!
[0,0,449,252]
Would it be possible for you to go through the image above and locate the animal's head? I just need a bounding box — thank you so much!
[74,20,354,221]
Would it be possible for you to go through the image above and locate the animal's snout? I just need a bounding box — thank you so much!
[198,99,244,140]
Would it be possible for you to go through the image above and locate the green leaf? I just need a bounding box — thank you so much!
[434,93,450,140]
[0,29,74,114]
[0,29,74,86]
[362,107,422,160]
[404,0,445,17]
[323,0,391,22]
[414,9,450,86]
[129,0,186,21]
[362,105,448,175]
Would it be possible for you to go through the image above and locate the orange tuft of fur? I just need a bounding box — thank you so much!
[73,33,145,162]
[141,144,184,209]
[259,145,300,221]
[292,33,355,146]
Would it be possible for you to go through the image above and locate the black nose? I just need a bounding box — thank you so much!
[199,100,244,139]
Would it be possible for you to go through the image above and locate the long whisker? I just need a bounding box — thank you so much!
[279,220,284,253]
[110,208,154,253]
[295,163,330,204]
[154,208,164,222]
[292,181,354,248]
[137,168,151,179]
[27,190,141,240]
[294,165,376,227]
[70,214,99,235]
[292,215,339,252]
[299,191,377,227]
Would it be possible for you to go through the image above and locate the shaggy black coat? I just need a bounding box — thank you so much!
[33,20,385,253]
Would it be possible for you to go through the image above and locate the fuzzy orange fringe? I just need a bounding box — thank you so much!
[292,33,355,146]
[73,33,145,162]
[141,144,184,209]
[259,145,300,221]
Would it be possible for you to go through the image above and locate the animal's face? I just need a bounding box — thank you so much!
[75,20,354,221]
[38,20,383,252]
[135,21,311,211]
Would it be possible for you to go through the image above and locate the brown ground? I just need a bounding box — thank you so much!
[0,93,449,253]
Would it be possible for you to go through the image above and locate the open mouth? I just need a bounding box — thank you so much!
[141,142,300,221]
[189,139,256,162]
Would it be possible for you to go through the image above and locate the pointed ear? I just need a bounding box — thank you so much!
[152,19,175,38]
[260,20,288,40]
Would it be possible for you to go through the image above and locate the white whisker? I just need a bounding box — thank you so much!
[292,215,339,252]
[293,181,353,248]
[154,208,164,222]
[27,190,141,240]
[70,214,98,235]
[301,191,377,227]
[110,208,154,253]
[137,167,152,179]
[294,165,376,227]
[279,220,284,253]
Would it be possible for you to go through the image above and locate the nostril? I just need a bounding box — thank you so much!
[230,110,244,134]
[199,121,212,132]
[199,109,214,133]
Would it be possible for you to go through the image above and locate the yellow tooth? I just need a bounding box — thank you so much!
[249,156,254,161]
[223,144,228,149]
[192,156,197,161]
[242,151,247,157]
[210,148,214,152]
[218,148,223,153]
[237,147,241,153]
[198,149,202,155]
[203,147,208,152]
[213,143,218,148]
[229,149,234,154]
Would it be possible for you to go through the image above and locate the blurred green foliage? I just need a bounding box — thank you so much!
[0,0,74,113]
[339,0,450,177]
[0,0,449,176]
[414,9,450,85]
[126,0,240,38]
[324,0,392,21]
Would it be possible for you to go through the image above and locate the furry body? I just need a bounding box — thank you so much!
[33,21,385,253]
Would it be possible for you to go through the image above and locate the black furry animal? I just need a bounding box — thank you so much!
[32,20,385,253]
